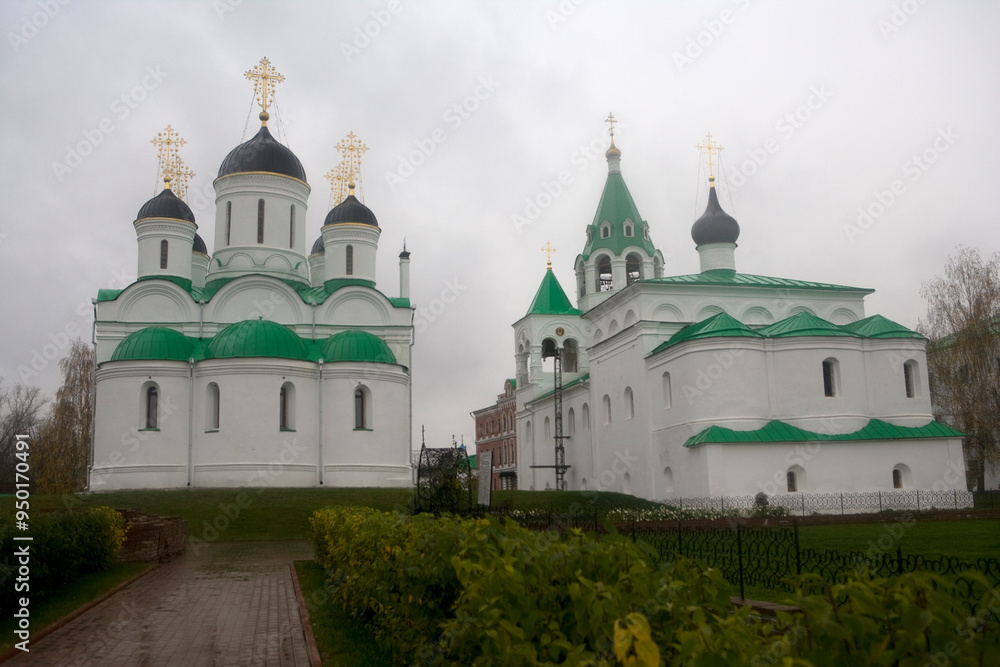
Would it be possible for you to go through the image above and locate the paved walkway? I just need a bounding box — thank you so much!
[8,541,315,667]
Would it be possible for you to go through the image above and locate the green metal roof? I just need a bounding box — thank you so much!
[320,330,397,364]
[842,314,924,339]
[643,270,872,292]
[526,373,590,404]
[651,312,763,354]
[684,418,964,448]
[206,319,310,361]
[757,311,860,338]
[580,171,657,258]
[111,327,198,362]
[526,269,583,316]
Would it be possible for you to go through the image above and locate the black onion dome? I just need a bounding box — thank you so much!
[323,194,378,228]
[691,184,740,246]
[217,125,307,183]
[136,188,195,223]
[193,233,208,255]
[310,236,325,255]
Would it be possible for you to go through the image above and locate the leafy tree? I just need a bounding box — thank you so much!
[0,379,47,494]
[921,245,1000,491]
[32,339,94,494]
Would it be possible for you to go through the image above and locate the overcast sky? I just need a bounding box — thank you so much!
[2,0,997,448]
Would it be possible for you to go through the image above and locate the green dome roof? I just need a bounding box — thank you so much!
[111,327,195,362]
[207,319,309,360]
[320,330,396,364]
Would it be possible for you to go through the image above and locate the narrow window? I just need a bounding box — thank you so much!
[289,205,295,248]
[226,201,232,245]
[279,382,295,430]
[346,245,354,275]
[596,255,612,292]
[662,372,672,409]
[206,383,220,430]
[786,470,797,493]
[582,403,590,430]
[354,388,365,429]
[903,360,918,398]
[568,408,575,436]
[601,226,610,238]
[822,358,838,397]
[146,386,158,429]
[279,386,288,429]
[160,240,168,269]
[625,225,633,237]
[257,198,265,244]
[892,469,902,489]
[626,253,642,285]
[603,394,612,425]
[624,387,634,420]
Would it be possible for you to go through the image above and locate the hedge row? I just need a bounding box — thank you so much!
[2,507,127,611]
[311,507,1000,666]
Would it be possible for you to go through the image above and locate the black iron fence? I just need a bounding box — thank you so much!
[661,488,997,515]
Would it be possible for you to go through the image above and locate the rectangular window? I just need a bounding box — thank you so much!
[257,199,265,244]
[160,240,168,270]
[226,201,232,245]
[346,245,354,276]
[822,360,836,397]
[289,205,295,249]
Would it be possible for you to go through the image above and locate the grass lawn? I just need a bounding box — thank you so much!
[293,560,393,666]
[0,562,151,654]
[798,518,1000,560]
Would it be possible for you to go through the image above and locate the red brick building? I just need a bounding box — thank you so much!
[471,379,518,490]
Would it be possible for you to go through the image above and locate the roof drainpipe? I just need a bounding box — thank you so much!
[187,358,195,487]
[317,358,324,486]
[86,298,98,491]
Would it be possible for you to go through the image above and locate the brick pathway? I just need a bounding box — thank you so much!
[7,541,315,667]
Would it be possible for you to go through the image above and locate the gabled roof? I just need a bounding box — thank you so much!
[650,312,763,354]
[643,269,872,292]
[526,269,582,316]
[842,314,924,339]
[684,418,964,447]
[580,171,657,258]
[758,311,860,338]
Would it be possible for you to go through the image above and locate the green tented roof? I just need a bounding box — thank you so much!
[757,311,860,338]
[321,330,397,364]
[206,319,310,361]
[527,269,583,316]
[580,171,657,258]
[110,327,197,362]
[651,312,763,354]
[842,314,924,339]
[684,418,964,448]
[507,378,517,389]
[643,270,872,292]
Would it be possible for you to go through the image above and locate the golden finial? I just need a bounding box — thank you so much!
[150,125,187,191]
[169,155,196,201]
[324,162,350,207]
[326,132,368,206]
[245,57,285,124]
[606,112,617,139]
[541,241,557,270]
[696,132,723,183]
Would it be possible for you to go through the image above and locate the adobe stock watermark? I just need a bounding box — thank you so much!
[510,123,620,234]
[413,276,467,334]
[673,0,752,73]
[877,0,929,39]
[726,85,833,192]
[7,0,70,52]
[682,344,747,405]
[339,0,404,62]
[843,126,958,243]
[384,75,501,190]
[51,66,169,182]
[545,0,588,30]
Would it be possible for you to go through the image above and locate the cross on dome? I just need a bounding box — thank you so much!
[150,125,187,191]
[696,132,724,183]
[245,57,284,124]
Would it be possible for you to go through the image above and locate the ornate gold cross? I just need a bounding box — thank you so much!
[150,125,187,192]
[696,132,723,180]
[245,57,284,118]
[541,241,557,269]
[606,112,617,139]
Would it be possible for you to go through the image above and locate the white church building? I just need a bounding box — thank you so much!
[513,130,966,500]
[89,65,413,490]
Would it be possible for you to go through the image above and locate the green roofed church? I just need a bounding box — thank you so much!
[90,60,414,490]
[506,119,966,501]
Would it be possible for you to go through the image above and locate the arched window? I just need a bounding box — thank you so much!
[663,467,674,493]
[577,261,587,297]
[603,394,612,425]
[206,383,220,430]
[544,416,551,442]
[892,469,902,489]
[257,198,265,244]
[159,240,168,269]
[567,407,576,437]
[662,372,672,409]
[623,471,632,495]
[346,245,354,275]
[786,465,806,492]
[624,387,634,420]
[355,388,365,429]
[903,360,919,398]
[145,385,158,429]
[289,205,295,248]
[225,201,232,245]
[279,382,295,430]
[625,224,633,237]
[601,225,610,238]
[626,253,642,285]
[822,358,839,397]
[892,464,911,489]
[596,255,612,292]
[786,470,797,493]
[563,339,579,373]
[582,403,590,430]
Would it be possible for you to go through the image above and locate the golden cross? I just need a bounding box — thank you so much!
[334,131,369,188]
[696,132,723,180]
[150,125,186,191]
[324,161,350,207]
[245,57,285,117]
[541,241,557,269]
[169,155,196,201]
[606,112,617,139]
